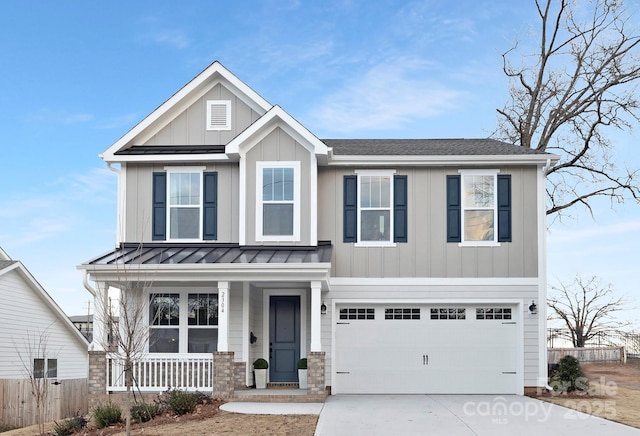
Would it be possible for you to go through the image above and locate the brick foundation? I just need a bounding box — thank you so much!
[213,351,235,397]
[234,361,247,389]
[307,352,326,396]
[88,351,107,409]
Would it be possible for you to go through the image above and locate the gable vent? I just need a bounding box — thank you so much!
[206,100,231,131]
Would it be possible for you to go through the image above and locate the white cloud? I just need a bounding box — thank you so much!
[548,220,640,245]
[141,29,189,50]
[30,109,93,125]
[96,113,139,130]
[308,59,465,133]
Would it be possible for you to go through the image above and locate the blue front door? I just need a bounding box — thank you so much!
[269,296,300,382]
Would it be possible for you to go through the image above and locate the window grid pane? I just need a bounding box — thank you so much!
[385,308,420,320]
[188,293,219,326]
[339,308,375,320]
[476,307,512,320]
[430,308,466,320]
[150,294,180,326]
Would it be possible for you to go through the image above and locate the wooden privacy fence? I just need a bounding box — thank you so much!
[548,347,626,364]
[0,378,87,428]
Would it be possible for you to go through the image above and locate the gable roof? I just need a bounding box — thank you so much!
[101,61,272,162]
[0,254,89,347]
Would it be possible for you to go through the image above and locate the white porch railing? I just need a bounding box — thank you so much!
[107,354,214,392]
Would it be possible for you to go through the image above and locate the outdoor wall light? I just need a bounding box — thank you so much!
[320,301,327,315]
[250,331,257,344]
[529,300,538,315]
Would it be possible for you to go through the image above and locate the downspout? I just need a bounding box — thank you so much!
[81,269,97,351]
[542,158,553,392]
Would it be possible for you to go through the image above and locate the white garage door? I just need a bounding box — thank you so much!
[334,304,519,394]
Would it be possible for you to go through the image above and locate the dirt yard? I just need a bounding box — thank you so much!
[538,363,640,429]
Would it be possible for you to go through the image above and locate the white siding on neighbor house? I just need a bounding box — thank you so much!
[324,280,540,389]
[0,269,88,379]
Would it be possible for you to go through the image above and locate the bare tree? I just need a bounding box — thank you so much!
[548,274,629,347]
[14,328,57,435]
[496,0,640,219]
[93,244,156,436]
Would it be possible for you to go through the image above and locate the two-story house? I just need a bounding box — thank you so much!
[79,61,558,399]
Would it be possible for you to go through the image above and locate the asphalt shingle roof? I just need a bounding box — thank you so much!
[322,138,548,156]
[0,260,16,270]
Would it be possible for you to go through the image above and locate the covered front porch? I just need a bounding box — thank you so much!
[80,243,331,399]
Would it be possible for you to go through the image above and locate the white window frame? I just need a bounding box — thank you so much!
[148,289,219,355]
[355,169,396,247]
[165,166,206,242]
[256,161,300,242]
[458,169,500,247]
[206,100,231,131]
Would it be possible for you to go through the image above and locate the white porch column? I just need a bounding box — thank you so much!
[90,283,108,351]
[310,280,322,352]
[217,281,230,352]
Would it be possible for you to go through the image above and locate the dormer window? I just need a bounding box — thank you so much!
[206,100,231,130]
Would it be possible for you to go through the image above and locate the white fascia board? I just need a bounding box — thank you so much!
[332,298,524,305]
[226,105,328,161]
[101,61,271,161]
[329,277,539,287]
[82,262,332,284]
[13,262,90,346]
[327,153,561,167]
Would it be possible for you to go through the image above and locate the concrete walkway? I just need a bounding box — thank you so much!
[314,395,640,436]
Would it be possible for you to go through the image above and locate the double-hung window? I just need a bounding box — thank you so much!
[149,291,218,353]
[357,170,394,244]
[447,170,511,245]
[152,168,217,241]
[34,358,57,379]
[256,162,300,241]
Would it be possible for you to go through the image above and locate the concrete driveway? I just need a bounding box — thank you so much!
[314,395,640,436]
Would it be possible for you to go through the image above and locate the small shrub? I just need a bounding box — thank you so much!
[53,415,88,436]
[92,401,122,428]
[163,389,203,416]
[297,358,307,369]
[551,355,589,393]
[130,401,163,423]
[253,358,269,369]
[0,422,16,433]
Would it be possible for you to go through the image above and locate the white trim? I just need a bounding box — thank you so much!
[106,154,231,163]
[458,169,499,245]
[329,277,539,286]
[166,170,204,241]
[330,298,524,395]
[218,281,229,351]
[242,283,250,385]
[354,169,396,246]
[206,100,231,131]
[310,281,322,352]
[255,161,301,242]
[118,163,126,244]
[309,154,318,245]
[163,166,207,172]
[262,289,308,382]
[328,154,561,167]
[537,162,548,388]
[239,158,247,245]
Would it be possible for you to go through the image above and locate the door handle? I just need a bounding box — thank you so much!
[423,354,428,365]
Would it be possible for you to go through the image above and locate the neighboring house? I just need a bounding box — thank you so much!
[0,248,89,427]
[0,247,88,379]
[79,61,558,398]
[69,314,93,342]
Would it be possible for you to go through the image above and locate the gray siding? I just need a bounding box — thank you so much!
[244,127,313,245]
[143,83,260,146]
[123,162,239,243]
[318,166,539,279]
[229,282,243,361]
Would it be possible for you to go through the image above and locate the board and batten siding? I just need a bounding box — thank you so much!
[0,269,88,379]
[228,283,244,361]
[318,166,539,279]
[244,127,313,246]
[324,282,540,388]
[143,83,261,147]
[123,162,239,243]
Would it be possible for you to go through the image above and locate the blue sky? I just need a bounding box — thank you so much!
[0,1,638,325]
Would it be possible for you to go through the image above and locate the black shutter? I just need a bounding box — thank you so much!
[203,172,218,240]
[343,175,357,243]
[446,175,461,243]
[152,172,166,241]
[497,174,512,242]
[393,175,408,243]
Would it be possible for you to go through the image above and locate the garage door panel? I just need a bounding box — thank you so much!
[335,305,519,394]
